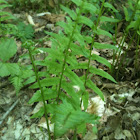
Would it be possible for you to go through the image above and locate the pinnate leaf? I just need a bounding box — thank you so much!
[94,42,117,50]
[29,77,60,89]
[100,16,120,23]
[90,67,117,83]
[86,79,104,101]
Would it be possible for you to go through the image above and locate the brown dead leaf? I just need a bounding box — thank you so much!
[49,0,55,7]
[42,13,65,23]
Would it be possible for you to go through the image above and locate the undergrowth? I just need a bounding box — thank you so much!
[22,0,117,139]
[1,0,140,139]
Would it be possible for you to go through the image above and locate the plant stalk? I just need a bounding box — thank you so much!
[80,0,106,107]
[28,47,51,140]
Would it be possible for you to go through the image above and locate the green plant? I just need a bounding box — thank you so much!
[0,37,35,95]
[0,0,35,95]
[14,22,35,42]
[0,0,17,36]
[111,0,140,80]
[21,0,118,139]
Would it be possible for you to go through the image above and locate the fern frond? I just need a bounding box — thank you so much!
[54,100,99,137]
[10,76,23,95]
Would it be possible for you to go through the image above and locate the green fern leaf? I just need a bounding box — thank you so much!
[29,77,60,89]
[72,0,82,6]
[96,28,113,39]
[86,79,104,101]
[104,2,118,13]
[61,81,80,109]
[100,16,120,23]
[82,1,97,13]
[82,90,89,110]
[61,5,76,20]
[77,15,94,28]
[94,42,117,50]
[91,54,111,68]
[56,21,73,35]
[64,68,85,91]
[90,66,117,83]
[28,88,57,104]
[54,100,99,137]
[10,76,23,95]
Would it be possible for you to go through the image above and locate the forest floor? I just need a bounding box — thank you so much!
[0,5,140,140]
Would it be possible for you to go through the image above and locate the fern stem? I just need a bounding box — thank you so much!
[28,48,51,140]
[56,2,84,104]
[113,0,139,80]
[80,0,106,107]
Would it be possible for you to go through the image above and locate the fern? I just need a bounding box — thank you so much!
[10,76,23,95]
[0,0,17,36]
[14,22,34,42]
[54,100,99,137]
[25,0,118,138]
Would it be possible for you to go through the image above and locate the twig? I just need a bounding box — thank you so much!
[0,99,19,126]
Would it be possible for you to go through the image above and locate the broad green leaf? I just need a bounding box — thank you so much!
[91,54,111,68]
[29,77,59,89]
[94,42,117,50]
[123,6,129,21]
[61,5,76,20]
[78,16,93,28]
[86,79,104,101]
[0,62,20,77]
[96,28,113,39]
[104,2,118,12]
[28,89,57,104]
[90,67,117,83]
[0,38,17,62]
[100,16,120,23]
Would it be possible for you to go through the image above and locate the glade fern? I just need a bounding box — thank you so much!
[26,0,118,138]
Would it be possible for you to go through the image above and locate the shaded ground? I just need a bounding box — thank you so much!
[0,5,140,140]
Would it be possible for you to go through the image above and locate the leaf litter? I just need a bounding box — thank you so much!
[0,3,140,140]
